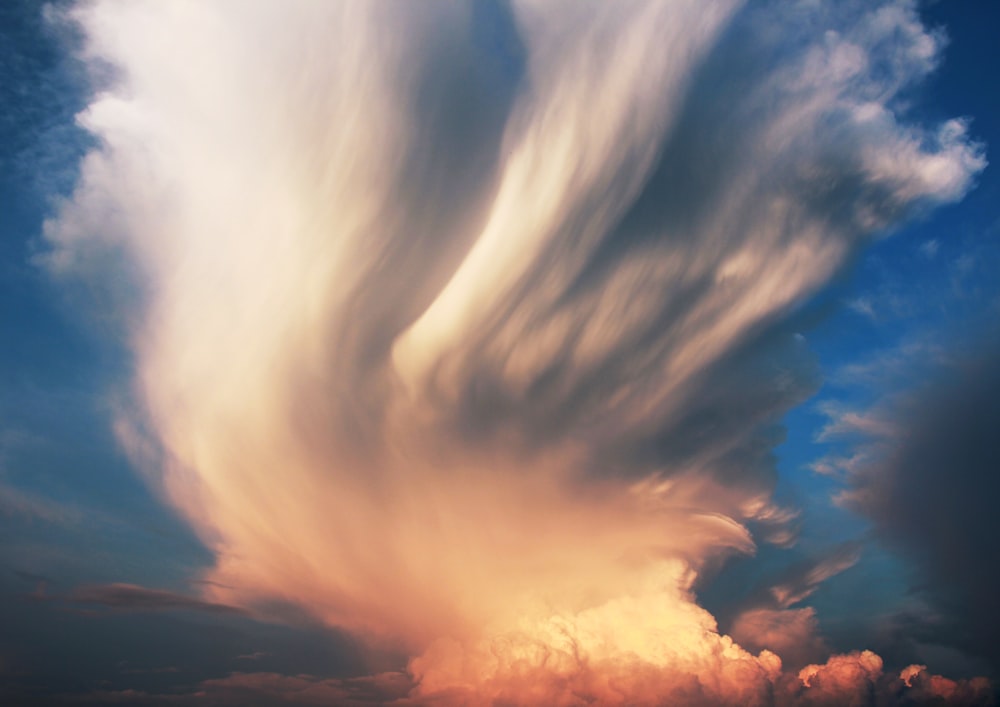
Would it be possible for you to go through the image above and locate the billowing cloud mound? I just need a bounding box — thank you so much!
[44,0,987,704]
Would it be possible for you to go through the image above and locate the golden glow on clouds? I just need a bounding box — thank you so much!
[45,0,987,703]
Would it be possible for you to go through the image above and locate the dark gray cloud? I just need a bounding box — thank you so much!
[54,671,413,707]
[66,583,247,616]
[843,343,1000,675]
[0,569,385,707]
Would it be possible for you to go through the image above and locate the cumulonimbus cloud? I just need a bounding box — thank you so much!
[43,0,987,704]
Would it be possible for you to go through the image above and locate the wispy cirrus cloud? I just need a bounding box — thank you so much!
[0,481,81,525]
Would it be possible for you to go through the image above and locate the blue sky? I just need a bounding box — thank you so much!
[2,1,1000,705]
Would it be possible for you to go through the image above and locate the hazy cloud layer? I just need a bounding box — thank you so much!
[50,664,996,707]
[67,583,246,615]
[41,0,987,703]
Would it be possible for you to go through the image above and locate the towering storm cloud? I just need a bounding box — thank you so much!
[43,0,987,704]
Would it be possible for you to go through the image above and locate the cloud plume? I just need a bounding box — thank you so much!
[43,0,987,703]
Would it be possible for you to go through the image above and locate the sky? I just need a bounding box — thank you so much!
[1,1,999,705]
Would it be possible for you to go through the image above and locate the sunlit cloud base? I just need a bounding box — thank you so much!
[44,0,988,704]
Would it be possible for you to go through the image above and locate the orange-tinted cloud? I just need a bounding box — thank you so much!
[41,0,989,704]
[730,608,829,669]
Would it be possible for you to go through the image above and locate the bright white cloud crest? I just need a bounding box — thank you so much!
[45,0,986,704]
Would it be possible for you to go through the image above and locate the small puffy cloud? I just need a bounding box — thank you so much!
[234,651,269,662]
[730,607,829,668]
[831,340,948,389]
[920,239,940,259]
[900,666,994,706]
[816,403,900,442]
[848,297,878,320]
[797,649,883,694]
